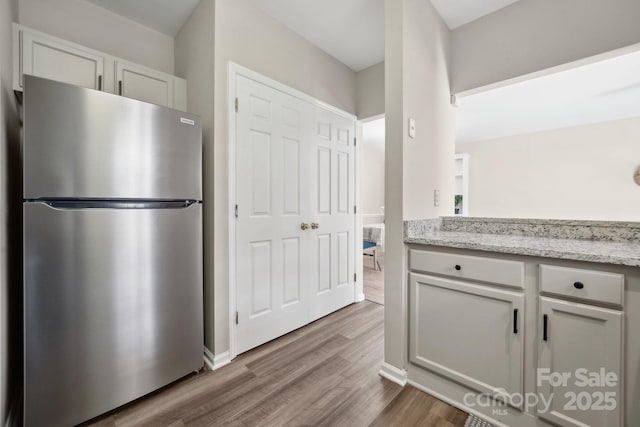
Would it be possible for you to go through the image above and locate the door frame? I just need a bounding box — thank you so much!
[227,62,358,360]
[356,113,385,303]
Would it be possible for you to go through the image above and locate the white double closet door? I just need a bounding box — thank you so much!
[235,75,356,354]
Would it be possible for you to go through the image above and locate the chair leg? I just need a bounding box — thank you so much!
[373,249,378,271]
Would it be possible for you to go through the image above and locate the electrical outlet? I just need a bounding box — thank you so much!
[408,118,416,139]
[434,190,440,207]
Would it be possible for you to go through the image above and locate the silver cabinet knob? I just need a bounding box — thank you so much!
[311,223,319,230]
[300,223,310,230]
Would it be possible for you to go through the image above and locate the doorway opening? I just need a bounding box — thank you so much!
[359,115,385,305]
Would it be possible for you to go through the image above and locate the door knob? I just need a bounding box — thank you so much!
[311,223,319,230]
[300,223,310,230]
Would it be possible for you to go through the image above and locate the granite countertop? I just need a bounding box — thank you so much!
[404,218,640,267]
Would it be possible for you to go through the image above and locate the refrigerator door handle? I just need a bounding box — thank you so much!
[36,200,200,210]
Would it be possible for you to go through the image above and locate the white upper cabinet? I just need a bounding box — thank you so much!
[17,29,104,92]
[14,24,187,111]
[115,61,173,108]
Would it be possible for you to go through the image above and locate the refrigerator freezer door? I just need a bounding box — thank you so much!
[24,202,204,427]
[23,75,202,200]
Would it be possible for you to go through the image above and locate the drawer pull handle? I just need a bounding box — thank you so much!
[454,265,461,271]
[543,314,548,342]
[513,309,519,334]
[573,282,584,289]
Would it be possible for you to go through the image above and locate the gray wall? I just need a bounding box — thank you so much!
[0,0,19,423]
[384,0,454,372]
[451,0,640,92]
[18,0,175,73]
[176,0,356,356]
[458,117,640,221]
[356,61,384,119]
[174,0,216,355]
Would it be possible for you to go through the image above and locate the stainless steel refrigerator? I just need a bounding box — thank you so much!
[22,76,204,427]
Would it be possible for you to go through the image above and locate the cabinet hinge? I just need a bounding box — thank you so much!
[354,205,357,214]
[354,137,357,146]
[354,273,357,282]
[235,98,239,113]
[236,311,239,325]
[235,204,238,219]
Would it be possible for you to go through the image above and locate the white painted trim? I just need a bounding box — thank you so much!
[378,362,408,386]
[357,114,385,304]
[227,62,358,359]
[203,347,215,370]
[228,62,238,360]
[456,41,640,98]
[204,348,232,371]
[407,379,509,427]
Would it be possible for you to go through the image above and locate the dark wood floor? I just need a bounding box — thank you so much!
[86,301,467,426]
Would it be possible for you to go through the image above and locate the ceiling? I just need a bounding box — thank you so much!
[362,117,385,152]
[430,0,520,29]
[81,0,520,71]
[456,48,640,144]
[85,0,200,36]
[249,0,384,72]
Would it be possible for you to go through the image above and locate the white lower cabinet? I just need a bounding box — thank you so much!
[538,297,623,427]
[409,273,524,406]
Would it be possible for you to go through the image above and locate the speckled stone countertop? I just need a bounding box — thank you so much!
[404,217,640,267]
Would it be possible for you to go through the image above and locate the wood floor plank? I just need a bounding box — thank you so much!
[86,301,467,427]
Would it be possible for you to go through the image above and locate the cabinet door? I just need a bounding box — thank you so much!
[19,30,104,91]
[538,297,623,427]
[115,61,173,108]
[409,273,524,404]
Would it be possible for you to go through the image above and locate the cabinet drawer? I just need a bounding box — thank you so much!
[409,249,524,289]
[539,265,624,307]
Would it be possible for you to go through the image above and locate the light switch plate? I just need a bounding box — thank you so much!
[434,190,440,207]
[408,118,416,139]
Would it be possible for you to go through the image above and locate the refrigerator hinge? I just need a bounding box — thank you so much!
[235,98,239,113]
[236,311,239,325]
[235,204,238,219]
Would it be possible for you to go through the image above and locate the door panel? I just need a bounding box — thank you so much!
[24,202,203,427]
[538,297,623,427]
[309,107,356,321]
[235,76,356,353]
[23,76,202,200]
[236,76,314,353]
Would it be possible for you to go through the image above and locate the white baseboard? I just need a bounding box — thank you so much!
[379,362,407,386]
[356,292,366,302]
[204,348,232,371]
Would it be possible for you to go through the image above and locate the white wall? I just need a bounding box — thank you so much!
[212,0,357,355]
[0,0,19,423]
[384,0,454,373]
[356,61,384,119]
[360,143,385,218]
[18,0,175,73]
[175,0,215,353]
[458,117,640,221]
[451,0,640,93]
